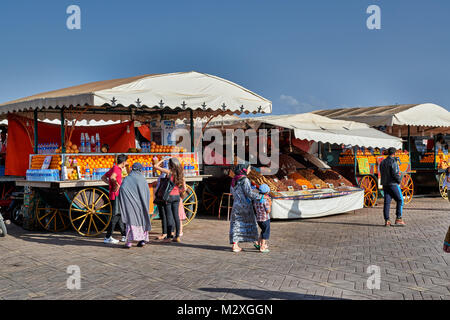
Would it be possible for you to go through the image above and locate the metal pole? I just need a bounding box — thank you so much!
[407,125,411,154]
[190,109,194,152]
[33,109,38,154]
[60,108,66,154]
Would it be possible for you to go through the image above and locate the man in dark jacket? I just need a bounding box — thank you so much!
[380,147,405,226]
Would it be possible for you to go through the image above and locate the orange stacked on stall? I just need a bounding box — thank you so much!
[150,141,186,153]
[339,149,355,165]
[30,155,62,170]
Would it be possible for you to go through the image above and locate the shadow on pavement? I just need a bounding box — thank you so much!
[199,288,347,300]
[4,222,162,248]
[151,240,231,252]
[298,220,385,228]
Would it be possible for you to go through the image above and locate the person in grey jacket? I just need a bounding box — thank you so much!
[380,147,405,226]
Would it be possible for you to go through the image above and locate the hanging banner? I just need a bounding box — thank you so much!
[357,157,370,175]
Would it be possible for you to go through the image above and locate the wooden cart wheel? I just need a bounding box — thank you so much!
[35,198,70,232]
[182,184,198,227]
[201,188,218,215]
[400,173,414,204]
[69,188,112,237]
[358,175,378,208]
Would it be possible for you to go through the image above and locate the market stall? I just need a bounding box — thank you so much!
[314,103,450,198]
[226,113,403,218]
[0,71,272,235]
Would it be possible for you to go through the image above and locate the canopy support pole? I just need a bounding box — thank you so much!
[60,108,66,154]
[190,109,194,152]
[407,125,411,154]
[33,109,38,154]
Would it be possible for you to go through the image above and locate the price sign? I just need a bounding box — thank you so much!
[301,185,308,190]
[340,182,345,186]
[287,186,294,191]
[41,156,52,169]
[315,184,321,189]
[328,183,334,188]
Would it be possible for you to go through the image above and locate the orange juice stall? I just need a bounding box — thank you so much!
[0,72,272,236]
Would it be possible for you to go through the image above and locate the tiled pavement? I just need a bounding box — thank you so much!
[0,196,449,300]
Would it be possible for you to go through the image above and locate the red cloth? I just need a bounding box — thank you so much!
[138,125,151,141]
[104,165,123,200]
[5,114,136,176]
[292,138,313,153]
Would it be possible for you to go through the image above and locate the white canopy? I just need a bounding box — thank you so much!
[239,113,403,149]
[313,103,450,127]
[0,71,272,121]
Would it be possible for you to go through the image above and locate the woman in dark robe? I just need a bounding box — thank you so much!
[118,162,151,248]
[229,162,262,252]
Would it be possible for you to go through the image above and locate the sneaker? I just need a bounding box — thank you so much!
[172,237,181,243]
[384,220,391,227]
[104,237,119,244]
[395,218,406,226]
[120,236,127,243]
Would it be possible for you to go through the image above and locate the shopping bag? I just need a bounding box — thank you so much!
[154,176,174,205]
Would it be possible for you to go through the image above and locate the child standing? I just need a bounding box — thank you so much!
[253,184,272,253]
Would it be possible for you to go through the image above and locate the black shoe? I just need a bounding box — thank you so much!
[137,241,146,247]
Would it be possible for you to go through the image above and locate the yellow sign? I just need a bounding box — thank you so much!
[357,157,370,175]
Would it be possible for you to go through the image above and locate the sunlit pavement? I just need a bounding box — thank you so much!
[0,196,449,300]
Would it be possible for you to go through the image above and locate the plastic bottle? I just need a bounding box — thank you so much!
[85,164,91,180]
[85,133,91,153]
[80,133,85,153]
[90,136,95,153]
[95,133,100,153]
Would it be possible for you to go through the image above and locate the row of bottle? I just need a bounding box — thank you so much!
[37,143,59,154]
[26,169,60,181]
[80,133,101,153]
[141,142,152,153]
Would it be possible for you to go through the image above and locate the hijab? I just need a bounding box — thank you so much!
[231,163,250,187]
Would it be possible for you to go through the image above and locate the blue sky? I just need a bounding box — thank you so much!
[0,0,450,114]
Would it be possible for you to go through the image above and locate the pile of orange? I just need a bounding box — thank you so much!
[149,141,185,153]
[67,155,115,174]
[420,153,436,164]
[30,155,62,170]
[56,141,79,154]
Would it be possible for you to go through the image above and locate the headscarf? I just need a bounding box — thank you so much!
[231,162,250,187]
[132,162,144,173]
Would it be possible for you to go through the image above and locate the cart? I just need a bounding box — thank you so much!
[16,175,203,236]
[323,146,414,208]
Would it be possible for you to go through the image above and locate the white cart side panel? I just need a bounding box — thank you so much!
[271,190,364,219]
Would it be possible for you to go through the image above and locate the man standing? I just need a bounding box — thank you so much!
[102,154,129,244]
[380,148,405,226]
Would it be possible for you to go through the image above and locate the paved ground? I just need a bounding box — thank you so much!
[0,196,449,300]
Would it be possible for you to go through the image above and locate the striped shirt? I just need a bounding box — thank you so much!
[254,194,272,222]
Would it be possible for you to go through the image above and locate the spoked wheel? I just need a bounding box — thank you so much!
[35,198,70,232]
[439,172,448,200]
[358,175,378,207]
[201,187,218,215]
[400,174,414,204]
[182,184,198,227]
[69,188,112,237]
